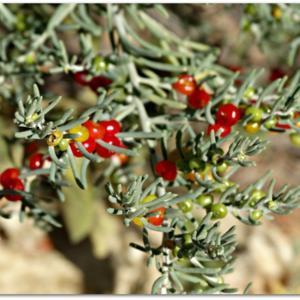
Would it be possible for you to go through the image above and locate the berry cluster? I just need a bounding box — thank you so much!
[47,119,125,159]
[0,168,24,201]
[155,160,177,181]
[207,103,241,138]
[172,74,212,110]
[133,194,166,227]
[73,71,112,93]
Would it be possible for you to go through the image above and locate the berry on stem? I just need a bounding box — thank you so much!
[245,106,263,122]
[216,103,241,126]
[172,74,196,96]
[73,71,90,86]
[99,120,121,136]
[207,123,231,138]
[244,122,260,134]
[155,160,177,181]
[188,88,211,109]
[196,194,213,208]
[96,135,122,158]
[289,132,300,147]
[177,199,193,213]
[211,203,228,219]
[28,153,44,170]
[83,120,105,140]
[5,178,24,201]
[89,75,112,92]
[69,125,90,143]
[70,137,96,158]
[0,168,20,188]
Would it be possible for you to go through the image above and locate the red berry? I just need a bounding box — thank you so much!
[207,123,231,138]
[0,168,20,188]
[188,88,211,109]
[70,137,96,158]
[172,74,196,96]
[96,135,123,158]
[89,75,112,92]
[155,160,177,181]
[147,207,166,226]
[216,103,241,126]
[275,122,291,130]
[83,120,105,140]
[5,178,24,202]
[99,120,121,136]
[25,141,39,155]
[73,71,90,86]
[269,68,286,82]
[28,153,44,170]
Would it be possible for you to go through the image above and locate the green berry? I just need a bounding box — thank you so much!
[249,189,266,207]
[243,87,255,99]
[92,56,108,73]
[58,139,69,151]
[289,133,300,147]
[264,117,277,129]
[245,106,263,122]
[211,203,228,219]
[188,159,201,170]
[267,200,277,210]
[216,161,228,174]
[196,194,213,208]
[250,209,263,221]
[178,199,193,213]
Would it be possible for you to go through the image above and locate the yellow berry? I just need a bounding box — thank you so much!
[244,122,260,134]
[69,125,90,142]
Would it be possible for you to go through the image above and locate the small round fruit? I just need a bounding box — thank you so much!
[276,122,291,130]
[172,74,196,96]
[243,86,255,99]
[58,139,69,152]
[267,201,277,210]
[188,88,211,109]
[249,189,266,208]
[69,125,90,142]
[216,103,241,126]
[70,137,96,158]
[89,75,112,92]
[83,120,105,140]
[147,207,166,226]
[73,71,90,86]
[5,178,24,201]
[0,168,20,188]
[92,56,108,73]
[244,122,260,134]
[188,159,201,170]
[47,129,63,146]
[96,135,122,158]
[99,120,121,136]
[155,160,177,181]
[289,132,300,147]
[272,5,282,20]
[207,123,231,138]
[211,203,228,219]
[177,199,193,213]
[132,217,143,227]
[250,209,263,221]
[28,153,44,170]
[216,162,228,174]
[196,194,213,208]
[25,141,39,155]
[264,117,277,129]
[245,106,263,122]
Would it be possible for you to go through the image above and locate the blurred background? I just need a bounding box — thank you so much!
[1,4,300,294]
